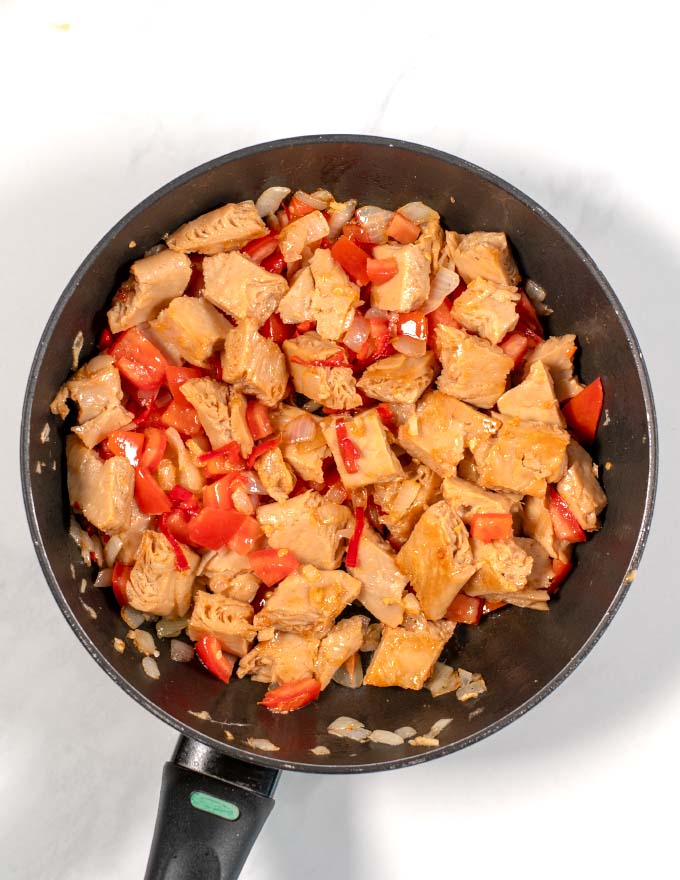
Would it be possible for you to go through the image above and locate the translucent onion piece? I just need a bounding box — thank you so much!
[394,725,417,739]
[283,414,317,444]
[331,654,363,689]
[325,483,347,504]
[131,628,157,656]
[327,199,357,240]
[94,568,113,588]
[392,336,427,357]
[365,307,392,320]
[293,190,328,210]
[121,605,145,629]
[356,205,394,244]
[246,737,280,752]
[397,201,439,225]
[525,279,553,316]
[343,313,370,352]
[255,186,291,218]
[310,189,334,207]
[422,266,460,314]
[104,535,123,568]
[142,656,161,679]
[369,729,404,746]
[156,617,188,639]
[170,638,194,662]
[425,662,461,697]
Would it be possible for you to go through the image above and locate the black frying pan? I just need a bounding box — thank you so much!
[20,135,657,880]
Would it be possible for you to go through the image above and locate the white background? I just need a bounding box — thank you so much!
[1,1,678,878]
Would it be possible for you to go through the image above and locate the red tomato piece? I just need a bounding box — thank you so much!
[246,400,273,442]
[98,328,113,350]
[335,422,361,473]
[162,508,195,547]
[288,195,316,218]
[516,291,544,338]
[228,515,264,556]
[106,430,145,466]
[242,231,279,265]
[482,599,508,615]
[470,513,513,542]
[427,298,461,345]
[259,677,321,713]
[134,467,171,515]
[138,427,167,471]
[355,317,392,366]
[198,441,243,465]
[248,548,300,586]
[345,506,365,568]
[341,220,374,247]
[262,249,286,275]
[397,310,428,341]
[111,328,168,390]
[387,212,420,244]
[499,331,531,366]
[548,486,587,542]
[548,558,574,594]
[445,593,483,624]
[158,512,189,571]
[366,257,398,285]
[188,508,248,551]
[165,365,205,402]
[260,313,292,345]
[246,436,281,469]
[195,635,236,684]
[330,235,370,286]
[562,378,604,446]
[160,400,202,437]
[112,562,131,607]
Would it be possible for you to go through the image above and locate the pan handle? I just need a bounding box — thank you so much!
[144,735,281,880]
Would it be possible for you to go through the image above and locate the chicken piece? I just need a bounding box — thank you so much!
[72,404,134,449]
[228,389,253,458]
[107,250,191,333]
[399,389,469,479]
[237,632,320,684]
[397,501,477,620]
[522,493,572,563]
[164,428,205,494]
[524,334,584,402]
[202,251,287,326]
[253,564,361,637]
[364,615,455,690]
[322,408,403,490]
[347,527,409,628]
[66,436,134,533]
[221,319,288,406]
[497,360,565,426]
[436,325,513,409]
[51,354,125,422]
[209,571,261,604]
[315,616,370,689]
[180,377,232,449]
[439,230,463,271]
[270,406,329,483]
[201,546,251,579]
[166,200,267,255]
[127,530,199,617]
[256,490,353,570]
[556,441,607,531]
[308,248,360,340]
[278,266,315,324]
[451,277,520,345]
[370,243,430,312]
[457,449,481,484]
[373,462,441,547]
[254,447,296,501]
[442,476,517,523]
[515,537,553,591]
[471,414,569,497]
[187,591,256,658]
[150,296,230,367]
[414,216,445,272]
[444,397,501,447]
[283,331,361,410]
[453,231,520,286]
[357,353,437,405]
[465,537,533,595]
[114,502,152,565]
[278,210,330,263]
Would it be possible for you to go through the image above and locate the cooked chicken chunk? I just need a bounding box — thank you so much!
[451,277,520,344]
[278,266,315,324]
[166,200,267,255]
[150,296,230,367]
[73,404,134,449]
[525,334,584,402]
[465,537,533,595]
[253,564,361,636]
[283,332,361,410]
[347,527,409,628]
[357,353,437,405]
[278,210,330,263]
[442,476,517,523]
[309,248,360,341]
[436,325,513,409]
[556,441,607,531]
[414,216,445,271]
[127,530,199,617]
[108,250,191,333]
[67,436,134,536]
[114,501,152,565]
[522,493,572,563]
[208,571,261,604]
[202,251,287,326]
[315,616,370,689]
[370,243,430,312]
[373,462,441,547]
[397,389,465,479]
[270,405,329,483]
[364,615,455,690]
[165,427,204,493]
[397,501,476,619]
[237,632,320,684]
[201,546,251,579]
[180,377,232,448]
[228,389,253,458]
[453,231,520,286]
[322,409,403,490]
[254,447,296,501]
[256,490,352,570]
[187,591,256,658]
[443,397,501,447]
[221,319,288,406]
[515,537,553,591]
[497,360,564,425]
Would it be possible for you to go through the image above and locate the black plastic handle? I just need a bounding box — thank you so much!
[145,736,281,880]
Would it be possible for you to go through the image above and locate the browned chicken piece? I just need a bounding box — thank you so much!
[397,390,465,478]
[221,319,288,406]
[522,493,572,563]
[439,230,462,271]
[253,564,361,637]
[237,632,320,684]
[315,616,370,689]
[202,251,287,327]
[201,546,251,579]
[127,529,199,617]
[451,277,520,345]
[228,389,253,458]
[364,614,455,690]
[457,450,481,484]
[515,537,553,590]
[166,200,267,255]
[257,490,353,570]
[465,537,533,595]
[107,250,192,332]
[397,501,477,620]
[73,404,134,449]
[373,462,441,547]
[497,360,565,426]
[453,231,521,286]
[442,476,517,523]
[414,216,445,272]
[278,210,330,263]
[524,334,584,402]
[443,397,501,447]
[208,571,261,604]
[187,591,256,658]
[164,427,205,494]
[436,325,514,409]
[370,243,430,311]
[357,352,437,405]
[278,266,315,324]
[471,414,570,497]
[66,436,134,533]
[150,297,231,367]
[270,406,329,483]
[557,441,607,531]
[347,527,409,627]
[180,377,232,448]
[155,459,177,492]
[326,199,357,242]
[283,331,361,410]
[322,408,404,490]
[114,501,152,566]
[254,446,296,501]
[309,248,360,340]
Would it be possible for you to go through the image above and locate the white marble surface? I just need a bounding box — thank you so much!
[1,2,678,878]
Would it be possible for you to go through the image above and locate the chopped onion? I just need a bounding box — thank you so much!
[196,549,217,576]
[94,568,113,588]
[325,483,347,504]
[310,189,334,207]
[276,207,289,229]
[369,729,404,746]
[392,336,427,357]
[408,735,439,747]
[310,745,331,756]
[104,535,123,568]
[360,623,382,652]
[332,654,363,689]
[456,668,487,702]
[426,662,461,697]
[343,314,370,352]
[328,717,371,742]
[241,472,267,494]
[397,201,439,225]
[131,628,157,656]
[255,186,291,218]
[283,413,317,444]
[142,656,161,680]
[422,266,460,314]
[337,527,354,539]
[113,637,126,654]
[293,190,328,210]
[327,199,357,240]
[170,639,194,662]
[302,400,323,413]
[395,725,417,739]
[365,307,391,320]
[156,617,188,639]
[525,279,553,316]
[428,717,453,738]
[356,205,394,244]
[68,517,102,567]
[120,605,145,630]
[246,737,280,752]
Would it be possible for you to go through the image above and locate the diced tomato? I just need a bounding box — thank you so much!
[246,400,273,442]
[288,195,316,218]
[516,291,544,338]
[366,257,398,285]
[548,558,574,595]
[330,235,370,286]
[246,436,281,469]
[248,548,300,586]
[260,313,291,345]
[106,430,145,466]
[158,512,189,571]
[98,328,113,350]
[499,331,531,366]
[376,402,397,433]
[341,220,374,247]
[138,427,167,471]
[335,422,361,474]
[470,513,513,542]
[387,211,420,244]
[195,635,236,684]
[396,310,428,341]
[445,593,483,624]
[562,378,604,446]
[160,400,202,437]
[242,231,279,265]
[355,317,392,366]
[110,328,168,390]
[427,299,461,346]
[202,472,247,510]
[262,249,286,275]
[202,451,245,478]
[345,506,365,568]
[259,677,321,713]
[547,486,586,542]
[188,508,247,551]
[161,508,195,547]
[227,515,264,556]
[166,365,205,403]
[199,441,243,466]
[134,467,171,515]
[111,562,131,607]
[482,599,508,614]
[185,254,205,297]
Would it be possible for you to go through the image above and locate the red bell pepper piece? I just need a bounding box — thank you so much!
[335,422,361,474]
[98,328,113,350]
[562,378,604,446]
[106,430,145,466]
[160,400,202,437]
[396,310,428,341]
[445,593,483,625]
[260,313,291,345]
[548,558,574,595]
[110,327,168,390]
[427,298,461,346]
[195,635,236,684]
[167,484,201,515]
[246,436,281,469]
[227,515,264,556]
[345,506,365,567]
[245,400,273,441]
[366,257,398,285]
[198,441,243,466]
[138,427,167,471]
[330,235,370,286]
[482,599,508,614]
[516,291,544,338]
[294,320,316,336]
[165,365,206,402]
[288,195,316,218]
[161,508,195,547]
[259,677,321,713]
[469,513,513,542]
[202,473,248,510]
[355,317,392,366]
[134,467,171,515]
[111,562,131,607]
[387,211,420,244]
[187,508,247,551]
[262,249,286,275]
[242,231,279,265]
[248,548,300,587]
[547,486,587,542]
[376,402,397,433]
[158,512,189,571]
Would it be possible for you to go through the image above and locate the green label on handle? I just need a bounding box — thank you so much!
[190,791,240,821]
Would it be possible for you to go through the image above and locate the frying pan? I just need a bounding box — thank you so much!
[21,135,657,880]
